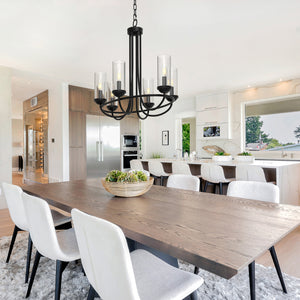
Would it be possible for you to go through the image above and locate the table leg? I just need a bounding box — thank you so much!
[248,261,255,300]
[269,246,287,293]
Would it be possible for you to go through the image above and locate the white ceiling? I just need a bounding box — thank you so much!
[1,0,300,110]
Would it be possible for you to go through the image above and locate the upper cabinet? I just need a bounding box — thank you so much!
[196,92,228,111]
[196,91,231,139]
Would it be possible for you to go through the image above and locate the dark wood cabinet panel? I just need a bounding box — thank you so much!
[69,147,87,180]
[69,111,85,148]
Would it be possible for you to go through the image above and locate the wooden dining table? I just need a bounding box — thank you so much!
[23,178,300,300]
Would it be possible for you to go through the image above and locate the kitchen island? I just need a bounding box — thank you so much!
[140,158,300,206]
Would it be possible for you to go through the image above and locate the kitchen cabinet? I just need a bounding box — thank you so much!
[196,91,231,139]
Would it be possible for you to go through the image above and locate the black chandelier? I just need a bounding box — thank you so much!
[94,0,178,120]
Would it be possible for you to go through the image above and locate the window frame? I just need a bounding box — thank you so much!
[241,94,300,160]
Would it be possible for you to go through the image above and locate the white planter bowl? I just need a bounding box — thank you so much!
[235,156,255,162]
[212,155,232,162]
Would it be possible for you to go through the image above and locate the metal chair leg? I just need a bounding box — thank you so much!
[6,225,21,263]
[55,260,69,300]
[194,266,199,274]
[199,178,203,192]
[269,246,287,293]
[213,184,217,194]
[26,251,42,298]
[160,176,164,186]
[87,285,97,300]
[204,181,208,192]
[219,182,223,195]
[25,234,33,283]
[248,261,256,300]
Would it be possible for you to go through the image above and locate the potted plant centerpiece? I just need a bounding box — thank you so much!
[212,151,232,162]
[235,151,254,162]
[101,170,154,197]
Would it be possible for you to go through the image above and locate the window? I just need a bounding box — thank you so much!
[245,97,300,152]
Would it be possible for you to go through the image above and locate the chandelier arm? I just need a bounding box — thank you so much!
[146,102,173,117]
[101,94,176,107]
[136,98,149,120]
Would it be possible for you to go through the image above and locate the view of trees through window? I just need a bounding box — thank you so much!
[245,111,300,151]
[182,123,190,154]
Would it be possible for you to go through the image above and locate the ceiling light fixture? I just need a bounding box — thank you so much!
[94,0,178,120]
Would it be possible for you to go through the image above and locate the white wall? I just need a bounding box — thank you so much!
[141,97,195,159]
[0,66,12,208]
[48,82,69,182]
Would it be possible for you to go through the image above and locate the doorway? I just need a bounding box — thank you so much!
[182,117,196,156]
[24,107,48,183]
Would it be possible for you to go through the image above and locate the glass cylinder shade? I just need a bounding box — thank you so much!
[94,72,107,99]
[143,78,154,104]
[157,54,171,87]
[170,68,178,95]
[106,83,119,112]
[112,60,125,91]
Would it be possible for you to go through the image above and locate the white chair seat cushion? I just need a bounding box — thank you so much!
[131,249,203,300]
[56,228,80,261]
[51,210,71,227]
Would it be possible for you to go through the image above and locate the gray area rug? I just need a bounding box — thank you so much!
[0,233,300,299]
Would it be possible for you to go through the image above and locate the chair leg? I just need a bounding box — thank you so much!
[248,261,256,300]
[6,225,21,263]
[55,260,69,300]
[25,234,33,283]
[204,181,208,192]
[160,176,163,186]
[199,178,203,192]
[194,266,199,274]
[269,246,287,293]
[213,184,217,194]
[219,183,223,195]
[87,285,96,300]
[26,251,42,298]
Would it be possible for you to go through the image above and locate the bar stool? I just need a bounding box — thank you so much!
[236,165,267,182]
[201,163,234,194]
[1,182,72,284]
[167,174,200,191]
[130,159,144,171]
[148,160,171,186]
[72,208,204,300]
[227,181,286,296]
[172,161,203,192]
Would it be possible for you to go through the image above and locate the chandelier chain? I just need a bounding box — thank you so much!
[133,0,138,27]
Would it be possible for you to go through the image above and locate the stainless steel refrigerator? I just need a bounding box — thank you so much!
[86,114,120,178]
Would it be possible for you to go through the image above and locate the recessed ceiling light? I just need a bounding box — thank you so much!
[247,85,251,88]
[279,78,282,82]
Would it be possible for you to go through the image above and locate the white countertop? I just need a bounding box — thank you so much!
[141,158,300,168]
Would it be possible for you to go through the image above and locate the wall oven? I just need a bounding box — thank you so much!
[122,150,139,171]
[122,135,138,148]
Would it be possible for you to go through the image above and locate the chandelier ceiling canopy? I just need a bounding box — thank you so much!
[94,0,178,120]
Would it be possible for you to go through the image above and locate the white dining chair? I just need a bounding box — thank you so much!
[227,181,286,293]
[148,160,171,186]
[201,163,234,194]
[236,165,267,182]
[130,159,144,171]
[71,208,203,300]
[167,174,200,192]
[1,182,71,284]
[23,193,80,300]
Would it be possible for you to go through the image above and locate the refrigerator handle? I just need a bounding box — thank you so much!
[100,141,104,161]
[96,141,102,162]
